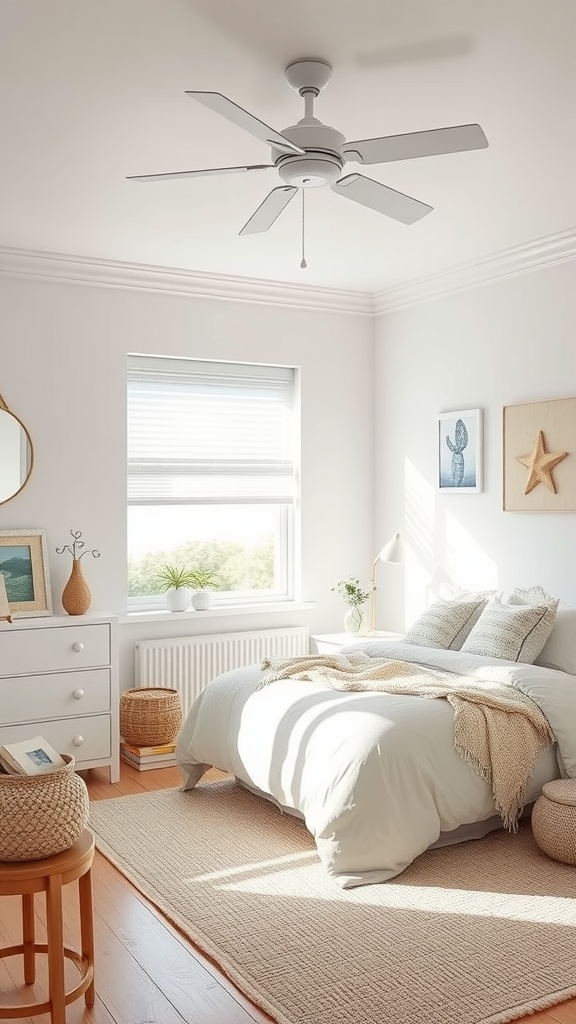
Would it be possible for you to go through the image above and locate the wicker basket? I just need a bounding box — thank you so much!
[0,755,89,862]
[120,687,182,746]
[532,779,576,865]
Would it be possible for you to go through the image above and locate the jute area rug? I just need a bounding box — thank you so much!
[89,779,576,1024]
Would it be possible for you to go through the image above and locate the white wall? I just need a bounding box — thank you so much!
[374,260,576,632]
[6,257,572,669]
[0,275,374,684]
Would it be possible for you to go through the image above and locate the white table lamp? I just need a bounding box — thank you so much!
[370,533,404,632]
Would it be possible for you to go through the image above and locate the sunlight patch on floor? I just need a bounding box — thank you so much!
[185,849,317,884]
[218,873,576,927]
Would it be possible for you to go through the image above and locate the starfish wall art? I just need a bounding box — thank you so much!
[516,430,568,495]
[504,397,575,511]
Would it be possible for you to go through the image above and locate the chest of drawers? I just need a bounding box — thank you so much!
[0,614,119,782]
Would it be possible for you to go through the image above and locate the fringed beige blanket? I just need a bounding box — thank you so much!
[259,652,554,831]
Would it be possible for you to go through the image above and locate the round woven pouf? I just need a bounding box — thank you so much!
[532,779,576,865]
[120,687,182,746]
[0,756,89,862]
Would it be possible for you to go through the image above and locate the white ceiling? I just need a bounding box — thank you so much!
[1,0,575,292]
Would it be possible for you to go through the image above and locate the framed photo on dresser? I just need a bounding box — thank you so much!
[0,528,52,617]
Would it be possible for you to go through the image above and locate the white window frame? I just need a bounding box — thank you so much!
[127,354,299,612]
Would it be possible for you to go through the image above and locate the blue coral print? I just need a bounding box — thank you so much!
[439,414,478,489]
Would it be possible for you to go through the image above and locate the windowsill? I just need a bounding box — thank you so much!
[119,600,316,625]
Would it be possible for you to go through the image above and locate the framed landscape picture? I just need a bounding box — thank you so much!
[0,529,52,617]
[438,409,483,493]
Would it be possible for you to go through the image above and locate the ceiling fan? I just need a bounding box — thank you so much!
[127,58,488,236]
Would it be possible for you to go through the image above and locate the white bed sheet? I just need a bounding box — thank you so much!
[176,642,575,887]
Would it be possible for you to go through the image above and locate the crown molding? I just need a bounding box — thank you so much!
[1,227,575,317]
[0,246,373,316]
[374,227,576,314]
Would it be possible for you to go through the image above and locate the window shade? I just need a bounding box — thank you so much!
[127,356,295,504]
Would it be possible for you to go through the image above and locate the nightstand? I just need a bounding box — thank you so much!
[310,632,403,654]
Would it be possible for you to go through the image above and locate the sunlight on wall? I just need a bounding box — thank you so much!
[404,459,436,566]
[404,459,437,626]
[401,459,497,627]
[445,511,498,591]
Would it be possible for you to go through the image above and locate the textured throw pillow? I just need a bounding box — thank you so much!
[438,583,496,603]
[438,585,496,642]
[504,585,559,614]
[504,586,560,663]
[460,599,557,663]
[534,605,576,676]
[403,597,489,650]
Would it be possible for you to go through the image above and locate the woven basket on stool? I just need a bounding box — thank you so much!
[120,687,182,746]
[0,755,89,862]
[532,779,576,865]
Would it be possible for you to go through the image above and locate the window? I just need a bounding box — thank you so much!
[127,355,298,611]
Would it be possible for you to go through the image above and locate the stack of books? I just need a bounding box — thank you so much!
[0,735,66,775]
[120,741,177,771]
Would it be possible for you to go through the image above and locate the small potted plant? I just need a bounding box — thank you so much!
[331,576,374,634]
[189,569,220,611]
[156,565,196,612]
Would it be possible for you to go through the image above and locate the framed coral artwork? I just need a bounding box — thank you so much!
[438,409,482,493]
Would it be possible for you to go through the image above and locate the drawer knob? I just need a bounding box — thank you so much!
[72,642,84,653]
[73,735,84,746]
[73,688,84,700]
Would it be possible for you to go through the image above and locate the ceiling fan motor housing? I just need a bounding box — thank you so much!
[274,119,345,188]
[284,58,333,96]
[277,152,342,188]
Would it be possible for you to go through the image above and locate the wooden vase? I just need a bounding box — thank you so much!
[62,559,91,616]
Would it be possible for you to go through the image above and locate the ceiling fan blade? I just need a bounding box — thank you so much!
[186,91,305,156]
[332,174,432,225]
[127,164,273,182]
[343,124,488,165]
[239,186,298,236]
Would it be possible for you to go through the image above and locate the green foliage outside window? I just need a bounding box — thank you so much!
[128,539,274,597]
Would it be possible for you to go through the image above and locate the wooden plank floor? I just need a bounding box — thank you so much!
[1,762,575,1024]
[0,764,270,1024]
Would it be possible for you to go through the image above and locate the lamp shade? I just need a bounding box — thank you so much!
[376,532,403,565]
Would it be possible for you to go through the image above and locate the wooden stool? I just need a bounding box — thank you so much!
[0,829,95,1023]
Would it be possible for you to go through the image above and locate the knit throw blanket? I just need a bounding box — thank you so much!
[259,652,554,831]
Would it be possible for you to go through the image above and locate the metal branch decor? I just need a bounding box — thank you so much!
[503,397,575,511]
[56,530,101,615]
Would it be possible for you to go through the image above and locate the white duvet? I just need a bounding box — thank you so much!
[176,641,576,887]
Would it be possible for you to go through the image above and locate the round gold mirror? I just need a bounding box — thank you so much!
[0,396,34,505]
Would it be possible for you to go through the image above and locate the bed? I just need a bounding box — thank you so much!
[176,637,576,888]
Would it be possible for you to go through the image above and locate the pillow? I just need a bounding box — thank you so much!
[437,584,496,640]
[503,585,559,613]
[534,605,576,676]
[502,585,560,664]
[460,598,557,663]
[404,596,489,651]
[438,583,496,603]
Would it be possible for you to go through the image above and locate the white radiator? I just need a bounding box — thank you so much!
[134,627,310,715]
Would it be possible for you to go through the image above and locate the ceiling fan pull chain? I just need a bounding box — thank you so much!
[300,189,307,269]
